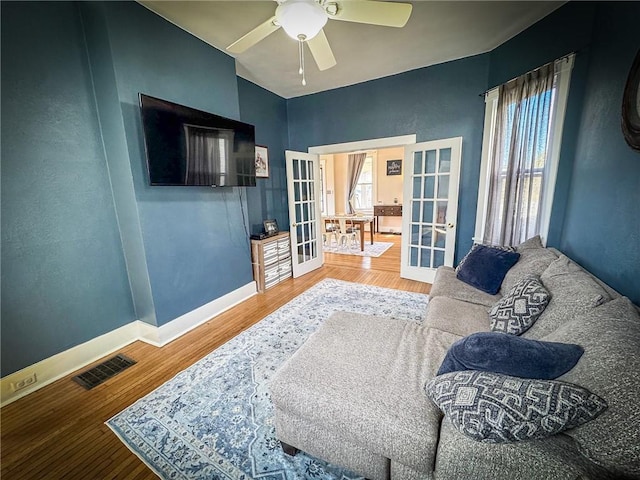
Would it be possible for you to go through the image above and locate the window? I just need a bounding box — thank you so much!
[475,54,574,246]
[352,155,374,210]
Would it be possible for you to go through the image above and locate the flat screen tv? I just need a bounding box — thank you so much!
[139,93,256,187]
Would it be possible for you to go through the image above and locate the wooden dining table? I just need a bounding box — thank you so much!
[323,215,375,251]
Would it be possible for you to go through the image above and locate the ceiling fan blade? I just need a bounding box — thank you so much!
[330,1,412,28]
[227,16,280,54]
[307,30,337,71]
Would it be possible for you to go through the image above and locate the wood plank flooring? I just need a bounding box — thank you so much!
[1,233,429,480]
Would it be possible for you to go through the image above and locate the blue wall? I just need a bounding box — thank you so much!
[238,79,290,234]
[1,2,135,375]
[286,55,490,263]
[98,2,255,325]
[558,2,640,304]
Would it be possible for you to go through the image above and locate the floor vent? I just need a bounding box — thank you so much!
[73,354,136,390]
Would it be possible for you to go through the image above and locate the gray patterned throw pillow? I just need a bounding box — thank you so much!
[425,371,607,443]
[490,275,550,335]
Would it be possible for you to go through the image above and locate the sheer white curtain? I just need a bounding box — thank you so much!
[483,62,556,246]
[346,152,367,214]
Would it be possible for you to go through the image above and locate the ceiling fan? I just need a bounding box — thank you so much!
[226,0,412,85]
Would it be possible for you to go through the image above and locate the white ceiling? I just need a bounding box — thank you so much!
[140,1,564,99]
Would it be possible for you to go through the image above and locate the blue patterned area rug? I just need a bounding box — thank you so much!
[323,241,393,257]
[107,279,429,480]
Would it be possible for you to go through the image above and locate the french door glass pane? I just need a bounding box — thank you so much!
[300,160,307,180]
[412,177,422,198]
[421,248,431,267]
[436,201,447,224]
[412,201,421,222]
[308,180,315,200]
[421,226,432,247]
[293,159,300,179]
[425,150,436,174]
[434,249,445,268]
[439,148,451,173]
[423,176,435,198]
[437,175,449,199]
[422,201,433,223]
[413,152,422,174]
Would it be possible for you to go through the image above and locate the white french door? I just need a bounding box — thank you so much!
[285,150,323,277]
[401,137,462,283]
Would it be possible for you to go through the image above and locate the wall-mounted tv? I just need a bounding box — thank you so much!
[139,93,256,187]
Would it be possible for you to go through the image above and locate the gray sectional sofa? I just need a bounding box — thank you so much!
[270,236,640,479]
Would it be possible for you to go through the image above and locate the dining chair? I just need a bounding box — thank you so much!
[322,217,338,246]
[337,218,358,248]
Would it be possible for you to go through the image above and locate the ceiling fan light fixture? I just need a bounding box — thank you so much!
[276,0,328,41]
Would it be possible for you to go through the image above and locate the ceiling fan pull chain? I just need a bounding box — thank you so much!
[298,36,307,86]
[298,38,303,74]
[301,42,307,86]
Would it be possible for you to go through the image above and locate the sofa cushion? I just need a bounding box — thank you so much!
[514,235,544,250]
[500,241,558,295]
[490,275,550,335]
[424,296,491,337]
[425,370,607,444]
[542,296,640,477]
[437,332,584,379]
[455,245,520,295]
[270,312,460,474]
[522,255,611,339]
[429,266,502,308]
[435,420,621,480]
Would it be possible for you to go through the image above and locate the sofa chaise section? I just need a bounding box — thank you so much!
[270,312,461,479]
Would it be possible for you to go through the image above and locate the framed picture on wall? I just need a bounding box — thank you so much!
[386,159,402,176]
[255,145,269,178]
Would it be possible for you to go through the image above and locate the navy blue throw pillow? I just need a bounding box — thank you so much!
[437,332,584,380]
[455,245,520,294]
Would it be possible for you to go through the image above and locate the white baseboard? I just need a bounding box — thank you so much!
[0,281,257,407]
[138,281,258,347]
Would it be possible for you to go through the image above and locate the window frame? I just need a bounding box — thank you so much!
[474,54,575,246]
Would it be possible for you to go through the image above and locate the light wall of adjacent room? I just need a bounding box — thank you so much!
[323,147,404,232]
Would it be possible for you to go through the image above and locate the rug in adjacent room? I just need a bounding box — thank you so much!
[323,241,393,257]
[107,278,429,480]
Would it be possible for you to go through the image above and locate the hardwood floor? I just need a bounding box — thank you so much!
[1,233,429,480]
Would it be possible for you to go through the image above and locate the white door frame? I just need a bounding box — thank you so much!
[309,134,417,226]
[308,134,417,156]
